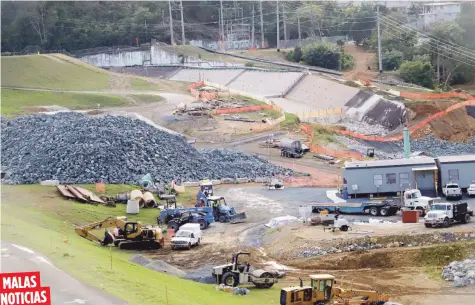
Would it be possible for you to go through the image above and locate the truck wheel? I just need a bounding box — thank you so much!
[198,219,206,230]
[187,243,191,250]
[379,208,389,216]
[222,272,239,287]
[462,214,470,224]
[167,221,179,232]
[444,218,450,228]
[371,301,386,305]
[219,216,226,223]
[424,223,432,228]
[340,225,349,232]
[369,207,379,216]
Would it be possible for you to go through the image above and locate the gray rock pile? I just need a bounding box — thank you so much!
[442,259,475,287]
[1,113,292,184]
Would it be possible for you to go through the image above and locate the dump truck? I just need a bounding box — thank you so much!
[75,216,164,250]
[280,274,390,305]
[196,191,247,223]
[213,252,277,288]
[280,138,304,158]
[424,202,473,228]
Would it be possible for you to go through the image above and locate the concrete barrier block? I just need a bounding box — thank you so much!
[221,178,234,184]
[254,177,269,183]
[211,179,221,185]
[183,181,200,187]
[235,178,250,184]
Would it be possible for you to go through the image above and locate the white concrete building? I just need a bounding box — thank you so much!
[417,2,461,29]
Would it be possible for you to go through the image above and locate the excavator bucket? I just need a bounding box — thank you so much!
[229,212,247,223]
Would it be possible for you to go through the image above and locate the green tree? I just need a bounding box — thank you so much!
[381,50,404,70]
[399,57,435,88]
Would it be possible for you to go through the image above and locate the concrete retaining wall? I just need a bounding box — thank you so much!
[170,69,245,84]
[80,45,238,68]
[227,71,303,97]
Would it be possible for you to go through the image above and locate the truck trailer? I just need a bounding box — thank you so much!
[310,201,399,217]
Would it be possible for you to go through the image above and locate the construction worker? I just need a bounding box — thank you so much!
[334,208,341,221]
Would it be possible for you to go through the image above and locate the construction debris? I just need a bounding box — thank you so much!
[442,259,475,287]
[56,185,105,204]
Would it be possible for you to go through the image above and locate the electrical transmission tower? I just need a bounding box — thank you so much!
[222,2,251,50]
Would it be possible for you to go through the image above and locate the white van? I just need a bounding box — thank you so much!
[171,223,202,250]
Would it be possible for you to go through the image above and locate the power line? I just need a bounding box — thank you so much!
[382,30,475,68]
[380,18,475,64]
[380,15,475,57]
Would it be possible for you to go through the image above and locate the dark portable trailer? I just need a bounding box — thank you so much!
[310,202,400,217]
[279,138,304,158]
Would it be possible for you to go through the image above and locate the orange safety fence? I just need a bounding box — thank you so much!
[400,91,475,100]
[300,124,364,160]
[214,104,273,114]
[326,99,475,143]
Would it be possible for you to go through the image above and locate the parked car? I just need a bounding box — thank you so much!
[442,182,462,200]
[467,183,475,197]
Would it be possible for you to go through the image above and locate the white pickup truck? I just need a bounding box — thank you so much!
[467,182,475,197]
[171,223,202,250]
[402,189,435,216]
[442,182,462,200]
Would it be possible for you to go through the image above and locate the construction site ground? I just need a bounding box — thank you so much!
[3,183,475,305]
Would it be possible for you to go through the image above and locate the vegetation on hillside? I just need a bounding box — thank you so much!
[1,55,159,90]
[1,89,163,117]
[285,43,355,71]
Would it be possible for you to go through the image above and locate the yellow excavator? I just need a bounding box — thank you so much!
[74,216,164,250]
[280,274,390,305]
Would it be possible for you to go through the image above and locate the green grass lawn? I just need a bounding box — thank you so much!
[1,89,164,117]
[1,55,159,91]
[1,185,280,305]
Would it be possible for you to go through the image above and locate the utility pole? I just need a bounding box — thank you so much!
[297,12,301,42]
[276,0,280,49]
[376,5,382,73]
[437,49,440,83]
[180,0,185,45]
[251,3,255,48]
[282,2,287,44]
[260,0,264,48]
[168,0,175,45]
[220,0,224,42]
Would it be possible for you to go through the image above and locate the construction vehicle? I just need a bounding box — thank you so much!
[280,138,304,158]
[424,202,473,228]
[196,192,247,223]
[212,252,277,288]
[75,216,164,250]
[157,207,214,228]
[401,189,434,216]
[167,211,210,231]
[280,274,390,305]
[199,179,214,196]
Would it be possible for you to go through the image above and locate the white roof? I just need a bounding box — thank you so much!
[310,274,335,280]
[437,155,475,163]
[423,2,460,6]
[345,157,435,169]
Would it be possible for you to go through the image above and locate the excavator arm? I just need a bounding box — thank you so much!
[74,216,128,245]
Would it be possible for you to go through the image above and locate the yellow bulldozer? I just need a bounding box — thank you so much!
[280,274,390,305]
[75,216,164,250]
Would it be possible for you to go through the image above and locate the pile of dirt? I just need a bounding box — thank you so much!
[411,108,475,142]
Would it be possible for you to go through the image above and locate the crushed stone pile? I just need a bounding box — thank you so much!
[1,113,293,184]
[183,264,215,284]
[442,259,475,287]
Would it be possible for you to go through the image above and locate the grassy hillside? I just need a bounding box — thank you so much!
[1,89,163,117]
[1,54,159,91]
[1,185,279,305]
